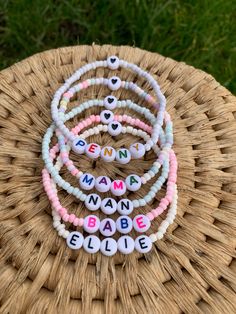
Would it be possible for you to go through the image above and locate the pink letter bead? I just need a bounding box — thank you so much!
[85,193,101,211]
[116,216,133,234]
[117,199,134,215]
[99,218,116,236]
[117,236,135,254]
[100,238,117,256]
[83,215,100,233]
[95,176,111,193]
[108,76,121,91]
[66,231,84,249]
[83,235,101,253]
[100,146,116,162]
[129,142,145,159]
[125,174,141,191]
[72,138,87,154]
[79,173,95,190]
[104,95,117,110]
[115,148,131,164]
[101,197,117,215]
[133,215,151,232]
[110,180,126,196]
[134,235,152,253]
[107,55,120,70]
[100,110,114,124]
[108,121,122,136]
[85,143,101,159]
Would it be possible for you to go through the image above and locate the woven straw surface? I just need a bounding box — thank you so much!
[0,45,236,314]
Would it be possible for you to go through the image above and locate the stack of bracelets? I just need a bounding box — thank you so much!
[42,55,178,256]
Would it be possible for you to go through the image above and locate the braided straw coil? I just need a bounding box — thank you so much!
[0,45,236,314]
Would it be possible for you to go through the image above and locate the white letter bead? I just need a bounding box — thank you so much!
[101,197,117,215]
[100,110,114,124]
[115,148,131,164]
[79,173,95,190]
[129,142,145,159]
[117,236,135,254]
[85,143,101,159]
[99,218,116,236]
[125,174,142,191]
[107,56,120,70]
[83,235,101,253]
[117,199,134,215]
[110,180,126,196]
[95,176,111,193]
[104,95,117,110]
[108,121,122,136]
[66,232,84,250]
[100,238,117,256]
[72,138,87,154]
[134,235,152,253]
[108,76,121,91]
[100,146,116,162]
[83,215,100,233]
[85,193,101,211]
[116,216,133,234]
[133,214,151,232]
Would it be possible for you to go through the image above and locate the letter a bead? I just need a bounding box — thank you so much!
[129,142,145,159]
[83,235,101,253]
[100,238,117,256]
[95,176,111,193]
[79,173,95,190]
[117,236,135,254]
[83,215,100,233]
[66,231,84,250]
[72,138,87,154]
[133,215,151,232]
[125,174,141,191]
[116,216,133,234]
[99,218,116,236]
[134,235,152,253]
[85,193,101,211]
[110,180,126,196]
[117,199,134,215]
[101,197,117,215]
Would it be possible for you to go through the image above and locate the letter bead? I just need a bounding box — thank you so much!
[72,138,87,154]
[115,148,131,164]
[79,173,95,190]
[95,176,111,193]
[134,235,152,253]
[117,199,134,215]
[99,218,116,236]
[133,214,151,232]
[116,216,133,234]
[110,180,126,196]
[100,146,116,162]
[108,76,121,91]
[101,197,117,215]
[85,143,101,159]
[117,236,135,254]
[83,215,100,233]
[108,121,122,136]
[66,231,84,250]
[85,193,101,211]
[83,235,101,253]
[125,174,142,191]
[100,110,114,124]
[129,142,145,159]
[107,55,120,70]
[104,95,117,110]
[100,238,117,256]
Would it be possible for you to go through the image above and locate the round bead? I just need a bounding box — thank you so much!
[104,95,117,110]
[107,55,120,70]
[117,236,135,254]
[83,215,100,233]
[133,215,151,232]
[100,146,116,162]
[85,143,101,159]
[108,76,121,91]
[95,176,111,193]
[100,238,117,256]
[110,180,126,196]
[99,218,116,237]
[129,142,145,159]
[116,216,133,234]
[117,199,134,215]
[72,138,87,154]
[125,174,142,191]
[79,173,95,190]
[115,148,131,164]
[66,231,84,250]
[101,197,117,215]
[108,121,122,136]
[134,235,152,253]
[100,110,114,124]
[83,235,101,254]
[85,193,101,211]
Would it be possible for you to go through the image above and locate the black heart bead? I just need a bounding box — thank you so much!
[110,58,116,63]
[104,113,111,120]
[111,79,117,84]
[108,97,114,104]
[111,123,118,130]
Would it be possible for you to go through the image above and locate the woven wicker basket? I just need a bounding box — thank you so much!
[0,45,236,314]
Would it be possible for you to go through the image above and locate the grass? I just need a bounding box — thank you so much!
[0,0,235,93]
